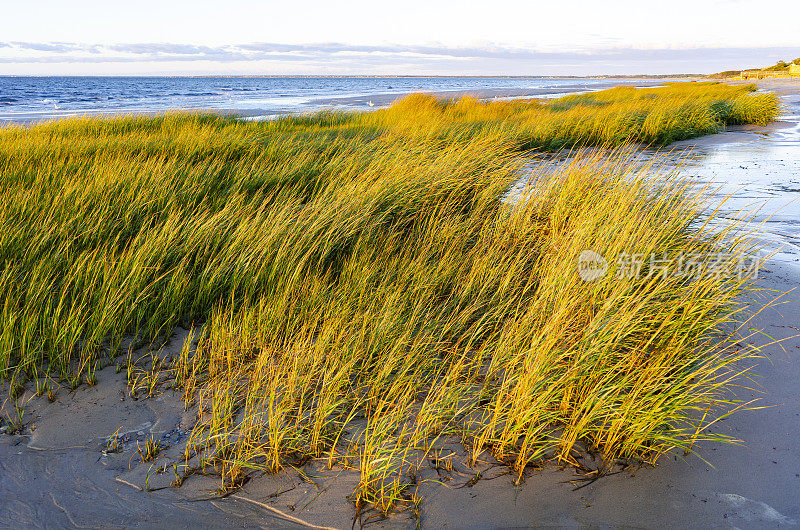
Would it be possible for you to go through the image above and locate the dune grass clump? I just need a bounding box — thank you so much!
[0,81,777,515]
[182,152,761,510]
[348,81,778,148]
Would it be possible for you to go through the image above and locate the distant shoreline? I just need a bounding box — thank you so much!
[0,77,674,124]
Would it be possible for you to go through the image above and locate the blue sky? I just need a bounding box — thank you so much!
[1,0,799,75]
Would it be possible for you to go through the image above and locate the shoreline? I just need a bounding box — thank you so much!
[672,79,800,268]
[3,77,787,127]
[1,81,799,528]
[0,78,672,125]
[303,82,669,109]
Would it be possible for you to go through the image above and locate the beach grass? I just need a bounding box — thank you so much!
[0,81,778,513]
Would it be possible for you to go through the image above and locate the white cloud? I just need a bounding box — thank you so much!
[1,0,798,75]
[1,41,799,75]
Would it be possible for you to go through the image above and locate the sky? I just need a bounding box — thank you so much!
[1,0,799,76]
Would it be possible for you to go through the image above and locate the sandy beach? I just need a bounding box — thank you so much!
[2,270,798,528]
[1,80,799,528]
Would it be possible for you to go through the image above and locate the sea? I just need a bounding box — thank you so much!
[0,76,660,123]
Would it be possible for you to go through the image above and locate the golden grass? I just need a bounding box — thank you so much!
[325,81,778,148]
[0,81,778,515]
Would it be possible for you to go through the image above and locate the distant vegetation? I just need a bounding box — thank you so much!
[712,57,800,77]
[761,57,800,71]
[0,82,778,514]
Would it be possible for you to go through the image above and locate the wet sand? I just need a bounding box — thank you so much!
[2,79,800,528]
[0,107,288,126]
[2,263,798,529]
[305,80,670,110]
[672,80,800,269]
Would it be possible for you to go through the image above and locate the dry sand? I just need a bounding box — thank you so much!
[1,79,799,529]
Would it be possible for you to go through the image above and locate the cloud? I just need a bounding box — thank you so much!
[1,40,799,74]
[4,41,105,53]
[107,43,223,55]
[9,41,81,52]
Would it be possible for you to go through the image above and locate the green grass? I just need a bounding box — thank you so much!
[0,81,778,514]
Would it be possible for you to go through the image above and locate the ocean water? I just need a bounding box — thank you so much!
[0,76,659,122]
